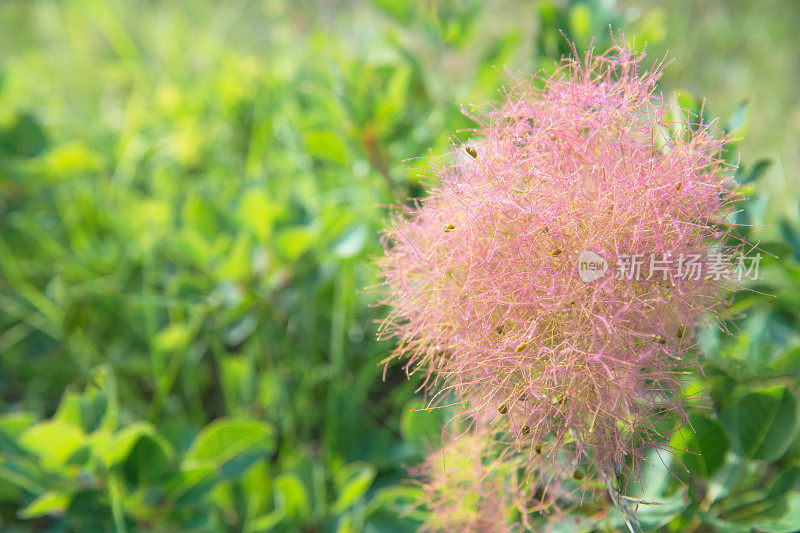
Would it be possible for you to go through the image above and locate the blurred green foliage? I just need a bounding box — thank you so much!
[0,0,624,531]
[0,0,798,532]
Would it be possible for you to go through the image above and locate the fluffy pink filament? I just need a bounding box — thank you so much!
[379,43,744,481]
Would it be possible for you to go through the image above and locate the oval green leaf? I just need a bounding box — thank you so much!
[733,387,798,461]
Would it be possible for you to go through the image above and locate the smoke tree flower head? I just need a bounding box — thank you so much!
[412,425,555,532]
[410,419,608,532]
[378,41,747,487]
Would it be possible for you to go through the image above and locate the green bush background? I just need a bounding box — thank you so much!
[0,1,798,531]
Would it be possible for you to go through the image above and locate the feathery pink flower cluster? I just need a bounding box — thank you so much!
[413,427,532,532]
[413,422,600,532]
[379,43,744,510]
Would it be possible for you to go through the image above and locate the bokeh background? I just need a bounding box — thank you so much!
[0,1,798,531]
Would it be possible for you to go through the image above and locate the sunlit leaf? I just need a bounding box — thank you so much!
[305,131,347,164]
[19,421,85,467]
[670,414,729,477]
[333,462,376,513]
[18,490,71,519]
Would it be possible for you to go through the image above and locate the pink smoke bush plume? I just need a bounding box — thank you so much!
[378,41,746,490]
[413,427,533,532]
[413,421,604,532]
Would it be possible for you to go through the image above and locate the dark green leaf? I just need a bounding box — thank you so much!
[732,387,798,461]
[670,413,729,477]
[184,417,275,481]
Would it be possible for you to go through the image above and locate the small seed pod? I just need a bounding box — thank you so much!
[465,146,477,158]
[498,404,508,414]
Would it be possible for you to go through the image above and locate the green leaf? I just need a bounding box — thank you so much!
[239,189,284,240]
[154,322,193,353]
[277,226,317,260]
[732,387,798,461]
[0,112,47,158]
[304,131,346,164]
[625,447,674,501]
[0,464,42,501]
[714,489,772,522]
[739,158,772,184]
[751,491,800,533]
[19,421,85,467]
[768,466,800,498]
[637,492,688,530]
[123,433,174,487]
[772,345,800,374]
[105,423,156,466]
[54,390,86,429]
[705,453,748,504]
[273,473,310,519]
[616,449,687,530]
[708,490,800,533]
[670,413,729,477]
[182,195,219,241]
[399,399,445,452]
[0,412,36,438]
[333,462,376,513]
[63,489,113,530]
[726,99,750,136]
[367,485,423,515]
[18,490,71,519]
[699,512,753,533]
[250,510,284,532]
[164,466,217,507]
[753,241,793,267]
[183,417,275,481]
